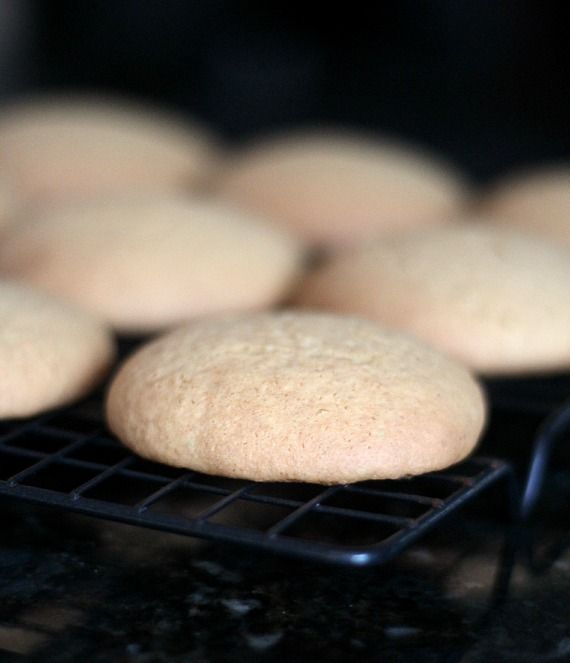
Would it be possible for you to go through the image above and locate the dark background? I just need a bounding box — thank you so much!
[1,0,569,182]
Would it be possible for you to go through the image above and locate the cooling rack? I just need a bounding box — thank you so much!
[480,365,570,574]
[512,398,570,574]
[0,397,515,568]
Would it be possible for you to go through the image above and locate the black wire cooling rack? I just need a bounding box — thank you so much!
[0,396,515,568]
[515,398,570,574]
[482,369,570,576]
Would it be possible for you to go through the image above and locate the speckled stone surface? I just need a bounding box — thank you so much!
[1,468,569,663]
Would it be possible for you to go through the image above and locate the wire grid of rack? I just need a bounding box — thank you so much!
[0,396,513,567]
[483,372,570,574]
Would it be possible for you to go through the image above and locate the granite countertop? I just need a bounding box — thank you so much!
[1,461,569,663]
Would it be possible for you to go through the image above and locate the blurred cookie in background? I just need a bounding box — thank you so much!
[0,175,19,231]
[0,95,219,208]
[478,166,570,246]
[295,225,570,376]
[215,130,469,251]
[0,280,115,418]
[0,194,304,334]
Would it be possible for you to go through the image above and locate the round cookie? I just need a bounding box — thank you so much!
[479,166,570,246]
[0,96,217,206]
[295,225,570,375]
[0,281,115,418]
[0,195,303,333]
[0,176,18,231]
[106,312,486,484]
[215,130,468,250]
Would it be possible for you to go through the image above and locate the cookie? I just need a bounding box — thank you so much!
[0,96,217,206]
[0,195,303,333]
[106,312,486,483]
[295,225,570,375]
[0,281,115,418]
[479,166,570,246]
[215,131,467,250]
[0,176,17,231]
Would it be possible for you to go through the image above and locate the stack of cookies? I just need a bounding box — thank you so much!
[1,94,568,485]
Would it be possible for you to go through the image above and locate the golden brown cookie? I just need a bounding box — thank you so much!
[479,166,570,246]
[106,312,486,483]
[295,225,570,375]
[0,195,304,333]
[215,131,468,250]
[0,96,218,206]
[0,175,17,231]
[0,281,115,418]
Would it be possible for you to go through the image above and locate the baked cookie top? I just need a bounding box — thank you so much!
[295,225,570,375]
[479,166,570,247]
[0,95,218,206]
[0,280,115,418]
[215,130,468,250]
[106,311,485,483]
[0,195,304,333]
